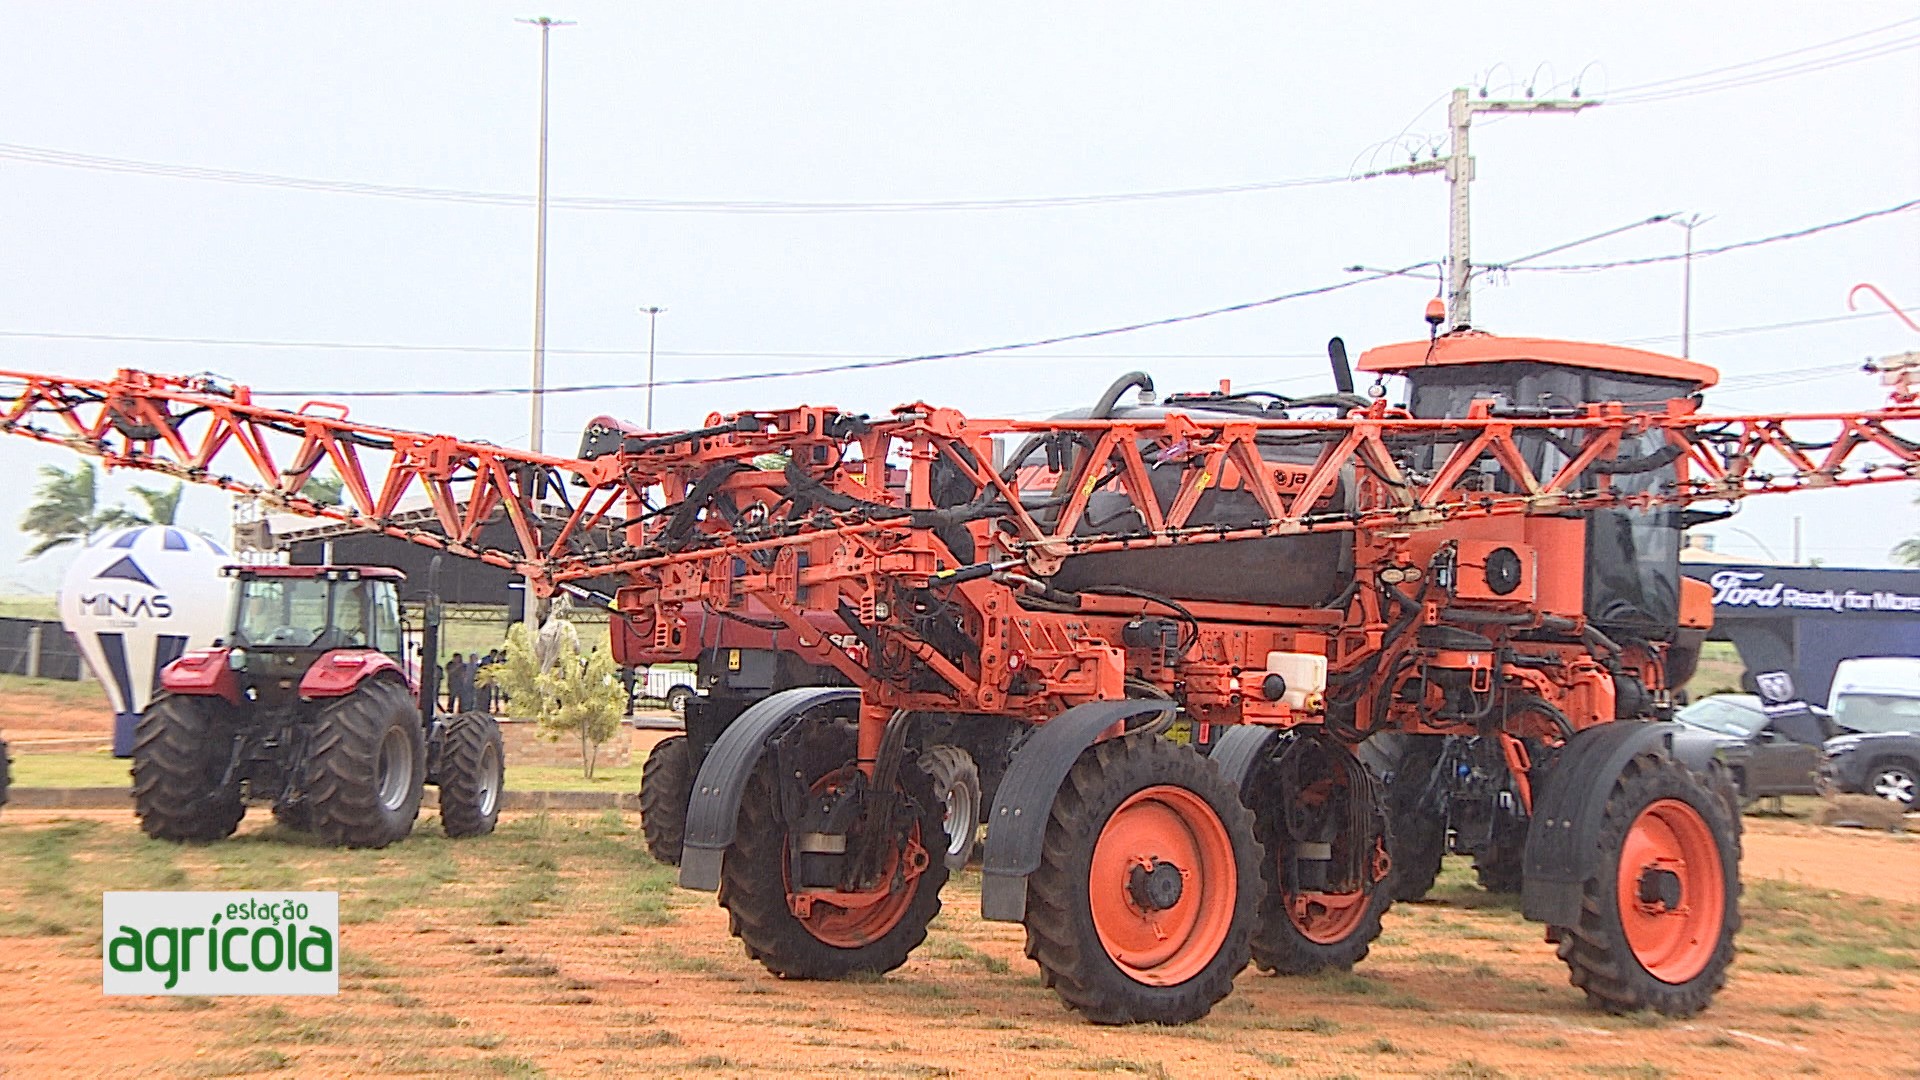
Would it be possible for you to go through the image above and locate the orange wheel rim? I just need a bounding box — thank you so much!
[1089,785,1237,987]
[1287,888,1369,944]
[1616,798,1725,983]
[784,768,927,949]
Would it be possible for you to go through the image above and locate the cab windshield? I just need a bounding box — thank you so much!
[233,577,383,652]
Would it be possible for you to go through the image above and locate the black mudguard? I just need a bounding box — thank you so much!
[677,686,861,892]
[1521,720,1676,927]
[979,699,1176,922]
[1206,725,1284,795]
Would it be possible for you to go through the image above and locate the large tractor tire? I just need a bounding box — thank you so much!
[1472,828,1526,894]
[719,719,948,980]
[640,734,692,865]
[131,694,247,842]
[305,678,426,849]
[919,744,981,870]
[0,736,11,817]
[1360,733,1446,903]
[1023,735,1260,1025]
[271,801,312,832]
[1552,751,1740,1017]
[1247,733,1394,976]
[437,711,504,839]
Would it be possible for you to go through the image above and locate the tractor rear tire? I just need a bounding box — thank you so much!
[1473,840,1525,894]
[131,694,246,842]
[919,744,981,870]
[1552,751,1740,1017]
[0,737,11,817]
[438,711,504,839]
[1247,736,1394,976]
[1023,735,1260,1025]
[719,721,948,980]
[305,679,426,849]
[271,801,312,832]
[640,734,692,865]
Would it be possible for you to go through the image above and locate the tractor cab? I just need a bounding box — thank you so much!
[1356,332,1719,419]
[222,565,407,705]
[1358,333,1721,642]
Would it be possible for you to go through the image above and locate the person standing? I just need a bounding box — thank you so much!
[445,653,468,714]
[455,653,478,713]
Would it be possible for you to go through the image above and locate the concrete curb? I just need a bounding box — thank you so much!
[6,788,640,811]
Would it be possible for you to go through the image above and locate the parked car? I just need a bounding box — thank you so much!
[1670,694,1826,806]
[1823,658,1920,809]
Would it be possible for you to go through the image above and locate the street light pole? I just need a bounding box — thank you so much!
[518,15,573,454]
[641,306,665,429]
[1674,214,1712,358]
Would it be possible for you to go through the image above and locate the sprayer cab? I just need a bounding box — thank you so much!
[1357,333,1719,419]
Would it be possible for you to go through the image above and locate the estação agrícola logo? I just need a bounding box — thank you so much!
[103,892,338,995]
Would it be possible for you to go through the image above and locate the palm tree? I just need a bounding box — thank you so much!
[129,482,184,525]
[18,463,147,557]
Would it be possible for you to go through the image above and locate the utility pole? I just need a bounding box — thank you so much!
[518,15,573,455]
[1381,86,1597,330]
[641,306,665,429]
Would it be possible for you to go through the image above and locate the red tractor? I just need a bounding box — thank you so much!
[138,563,504,848]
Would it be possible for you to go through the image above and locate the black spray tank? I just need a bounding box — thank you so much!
[1035,394,1359,610]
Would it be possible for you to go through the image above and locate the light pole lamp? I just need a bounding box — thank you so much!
[642,306,665,429]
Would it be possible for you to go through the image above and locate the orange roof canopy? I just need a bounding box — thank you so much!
[1356,334,1719,389]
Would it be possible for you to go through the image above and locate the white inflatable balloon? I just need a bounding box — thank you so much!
[58,526,233,756]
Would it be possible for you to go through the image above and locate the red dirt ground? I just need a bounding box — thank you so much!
[1,809,1914,1080]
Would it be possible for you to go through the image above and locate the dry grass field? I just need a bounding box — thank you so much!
[1,805,1915,1080]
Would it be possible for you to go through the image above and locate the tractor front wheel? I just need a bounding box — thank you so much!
[1023,735,1259,1025]
[132,694,246,842]
[305,679,426,849]
[719,721,948,979]
[1553,751,1740,1017]
[1247,733,1394,975]
[640,734,692,865]
[919,744,981,870]
[437,711,504,839]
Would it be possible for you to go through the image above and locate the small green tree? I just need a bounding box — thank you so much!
[304,472,345,506]
[480,623,626,778]
[1894,496,1920,566]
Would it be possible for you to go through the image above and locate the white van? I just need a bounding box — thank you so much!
[1823,657,1920,807]
[1827,657,1920,734]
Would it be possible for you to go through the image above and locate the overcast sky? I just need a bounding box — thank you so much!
[1,2,1916,591]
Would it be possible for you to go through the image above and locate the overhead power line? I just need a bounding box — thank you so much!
[1608,25,1920,106]
[1606,15,1920,98]
[1495,198,1920,273]
[1618,307,1920,348]
[248,270,1407,399]
[0,141,1369,215]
